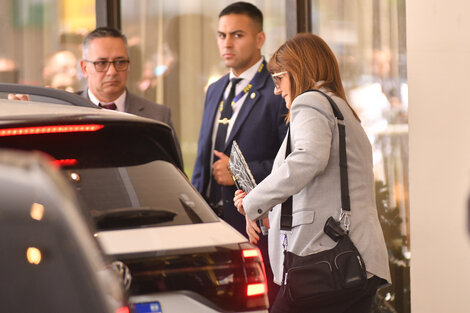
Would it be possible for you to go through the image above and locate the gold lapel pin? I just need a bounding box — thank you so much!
[250,92,256,99]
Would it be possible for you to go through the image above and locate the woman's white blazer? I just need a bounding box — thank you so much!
[243,89,391,285]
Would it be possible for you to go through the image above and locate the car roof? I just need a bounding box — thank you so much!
[0,98,150,123]
[0,84,182,170]
[0,82,96,108]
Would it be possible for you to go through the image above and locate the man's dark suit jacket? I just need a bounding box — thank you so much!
[192,63,288,304]
[192,63,288,233]
[77,89,183,167]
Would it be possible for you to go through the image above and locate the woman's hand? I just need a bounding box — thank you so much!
[233,190,265,244]
[246,214,261,244]
[233,190,247,215]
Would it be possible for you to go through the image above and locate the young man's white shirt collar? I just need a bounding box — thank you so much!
[226,57,264,100]
[211,56,264,145]
[215,56,264,137]
[87,88,127,112]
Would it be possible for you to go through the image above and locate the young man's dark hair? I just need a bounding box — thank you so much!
[218,1,263,30]
[82,27,128,59]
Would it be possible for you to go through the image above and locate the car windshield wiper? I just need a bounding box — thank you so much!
[93,207,177,230]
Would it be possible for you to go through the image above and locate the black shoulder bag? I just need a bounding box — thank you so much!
[280,89,367,306]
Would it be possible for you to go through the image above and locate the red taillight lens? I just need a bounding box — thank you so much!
[116,306,130,313]
[0,124,104,137]
[50,159,77,167]
[242,247,268,298]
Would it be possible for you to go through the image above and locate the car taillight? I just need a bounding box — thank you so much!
[247,283,266,296]
[0,124,104,137]
[242,247,268,299]
[242,249,259,258]
[116,306,130,313]
[125,244,270,312]
[50,158,78,167]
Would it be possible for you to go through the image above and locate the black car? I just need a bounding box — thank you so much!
[0,84,269,313]
[0,149,128,313]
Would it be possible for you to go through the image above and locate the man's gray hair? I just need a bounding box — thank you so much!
[82,27,128,59]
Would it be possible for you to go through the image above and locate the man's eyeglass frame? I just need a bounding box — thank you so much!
[85,59,130,72]
[271,71,288,89]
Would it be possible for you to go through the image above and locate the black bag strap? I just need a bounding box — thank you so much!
[280,89,350,231]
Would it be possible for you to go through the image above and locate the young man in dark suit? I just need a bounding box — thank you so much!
[78,27,182,165]
[192,2,288,304]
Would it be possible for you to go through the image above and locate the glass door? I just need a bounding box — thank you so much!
[120,0,286,177]
[0,0,96,91]
[310,1,410,312]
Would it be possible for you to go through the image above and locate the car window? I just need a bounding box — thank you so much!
[64,160,218,230]
[0,121,179,168]
[0,118,213,230]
